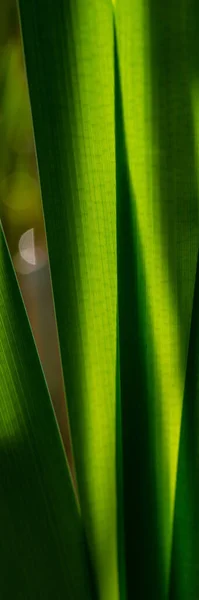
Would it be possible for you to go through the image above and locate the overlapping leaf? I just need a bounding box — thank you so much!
[0,225,94,599]
[114,0,199,595]
[18,1,119,598]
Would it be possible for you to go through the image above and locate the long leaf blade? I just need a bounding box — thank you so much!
[115,0,198,593]
[0,225,93,599]
[18,2,119,598]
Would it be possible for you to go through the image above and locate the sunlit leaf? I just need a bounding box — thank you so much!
[114,0,199,595]
[18,1,119,598]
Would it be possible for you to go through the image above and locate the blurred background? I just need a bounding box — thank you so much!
[0,0,75,478]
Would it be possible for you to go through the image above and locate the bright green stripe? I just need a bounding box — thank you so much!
[114,24,126,600]
[18,2,119,598]
[115,317,126,600]
[0,225,93,599]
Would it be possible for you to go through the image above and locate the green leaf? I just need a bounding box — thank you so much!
[169,4,199,596]
[18,1,119,599]
[169,253,199,599]
[114,0,198,595]
[114,27,164,598]
[0,225,93,599]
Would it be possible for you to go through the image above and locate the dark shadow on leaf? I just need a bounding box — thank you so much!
[114,27,166,599]
[149,0,199,370]
[169,252,199,600]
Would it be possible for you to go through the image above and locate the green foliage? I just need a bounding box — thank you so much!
[0,227,94,599]
[0,0,199,598]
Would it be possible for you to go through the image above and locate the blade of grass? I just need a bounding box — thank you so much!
[169,5,199,591]
[114,27,165,598]
[115,0,198,592]
[18,2,119,598]
[0,224,94,599]
[169,253,199,599]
